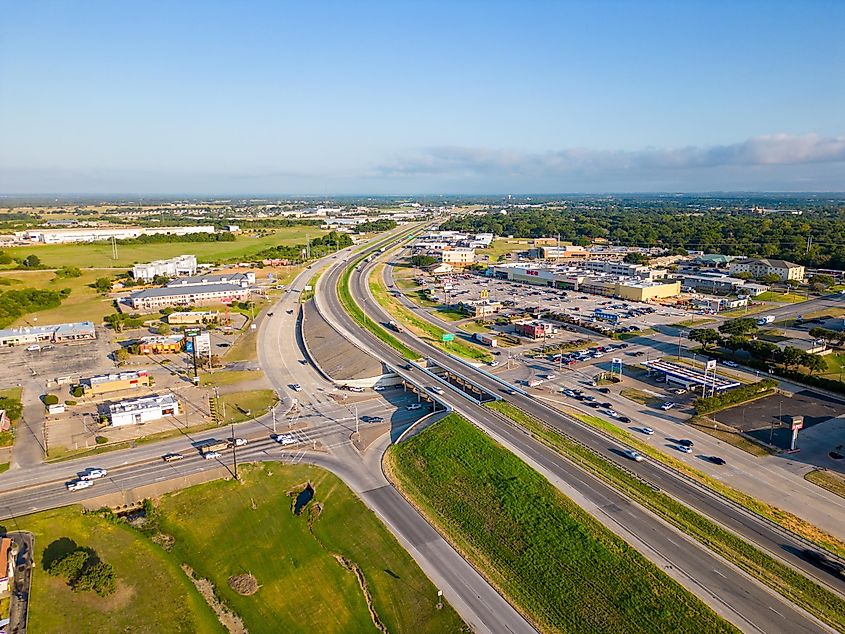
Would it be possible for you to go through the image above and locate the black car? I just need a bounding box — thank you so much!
[600,402,612,408]
[707,456,726,465]
[678,439,694,448]
[618,416,631,423]
[802,549,845,577]
[587,402,601,408]
[598,387,610,394]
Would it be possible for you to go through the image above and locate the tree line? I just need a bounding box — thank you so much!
[442,208,845,268]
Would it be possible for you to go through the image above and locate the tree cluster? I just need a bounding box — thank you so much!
[47,547,116,597]
[410,254,438,268]
[0,287,69,328]
[354,219,397,233]
[694,379,778,414]
[117,232,236,245]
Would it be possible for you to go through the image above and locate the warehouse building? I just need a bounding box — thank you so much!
[109,394,180,427]
[132,255,198,281]
[129,283,248,310]
[165,271,255,288]
[81,370,150,395]
[0,321,96,347]
[15,225,214,244]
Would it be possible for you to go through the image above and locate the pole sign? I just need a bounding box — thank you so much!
[442,333,455,342]
[706,359,717,370]
[184,327,201,337]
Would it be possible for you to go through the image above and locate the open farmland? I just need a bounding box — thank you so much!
[386,414,735,634]
[4,226,327,269]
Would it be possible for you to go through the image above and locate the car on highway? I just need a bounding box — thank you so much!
[360,415,384,423]
[299,359,308,365]
[802,549,845,578]
[203,451,221,460]
[618,416,631,423]
[639,427,655,435]
[272,433,297,446]
[678,439,694,447]
[162,452,184,462]
[600,408,619,418]
[291,384,302,392]
[622,449,644,462]
[347,386,365,393]
[723,360,738,367]
[706,456,726,465]
[660,402,676,411]
[676,444,693,454]
[80,468,108,480]
[66,480,93,492]
[407,403,423,411]
[229,437,248,447]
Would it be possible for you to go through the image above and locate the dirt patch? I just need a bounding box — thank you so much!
[228,573,259,596]
[151,533,175,551]
[181,564,247,634]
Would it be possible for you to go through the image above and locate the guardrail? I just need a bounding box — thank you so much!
[446,351,530,397]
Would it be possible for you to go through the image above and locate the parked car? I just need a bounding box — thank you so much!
[723,360,738,367]
[291,384,302,392]
[80,468,108,480]
[622,449,644,462]
[66,480,93,492]
[347,386,365,393]
[373,385,387,391]
[407,403,423,411]
[162,452,184,462]
[361,415,384,423]
[25,344,41,352]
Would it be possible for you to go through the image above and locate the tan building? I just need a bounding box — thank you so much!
[440,248,476,267]
[81,370,150,395]
[729,258,804,282]
[535,246,589,261]
[166,310,219,325]
[610,279,681,302]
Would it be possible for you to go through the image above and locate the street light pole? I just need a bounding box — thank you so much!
[231,423,238,480]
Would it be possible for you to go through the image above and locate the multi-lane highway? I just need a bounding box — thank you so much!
[314,231,843,633]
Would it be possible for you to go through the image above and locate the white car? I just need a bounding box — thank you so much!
[430,387,445,395]
[373,386,387,391]
[660,402,676,411]
[640,427,655,435]
[25,344,41,352]
[273,434,297,446]
[601,408,620,418]
[545,374,557,380]
[66,480,93,492]
[231,438,247,447]
[291,384,302,392]
[676,445,693,454]
[347,386,365,393]
[723,360,738,368]
[203,451,221,460]
[622,449,644,462]
[407,403,423,411]
[80,468,108,480]
[488,361,500,367]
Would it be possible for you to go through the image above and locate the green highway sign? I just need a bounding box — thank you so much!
[184,327,201,337]
[442,333,455,342]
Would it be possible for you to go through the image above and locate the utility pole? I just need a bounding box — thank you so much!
[231,423,238,480]
[271,406,277,435]
[306,233,311,259]
[111,235,118,260]
[354,403,359,435]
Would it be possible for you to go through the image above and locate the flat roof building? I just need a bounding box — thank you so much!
[165,271,255,288]
[166,310,220,325]
[729,258,805,282]
[109,394,180,427]
[643,359,741,392]
[129,283,248,310]
[0,321,96,347]
[82,370,149,395]
[15,225,214,245]
[138,335,185,354]
[132,255,197,281]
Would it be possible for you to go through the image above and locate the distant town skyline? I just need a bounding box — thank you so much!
[1,1,843,194]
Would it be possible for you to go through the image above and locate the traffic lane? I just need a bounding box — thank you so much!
[331,263,829,633]
[348,256,845,598]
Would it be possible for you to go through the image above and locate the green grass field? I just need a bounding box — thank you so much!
[805,469,845,499]
[0,269,116,326]
[5,227,327,269]
[216,389,277,424]
[387,413,735,634]
[754,291,807,303]
[18,506,222,634]
[157,463,464,633]
[199,369,265,387]
[474,239,527,262]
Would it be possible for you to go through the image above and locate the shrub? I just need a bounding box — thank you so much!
[48,549,89,580]
[42,394,59,406]
[71,386,84,398]
[95,435,108,445]
[74,561,117,597]
[64,400,77,406]
[694,379,778,414]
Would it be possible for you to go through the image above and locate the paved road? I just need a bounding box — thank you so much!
[317,237,844,632]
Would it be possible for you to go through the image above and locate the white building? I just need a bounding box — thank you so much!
[440,248,476,267]
[129,283,249,310]
[15,225,215,245]
[0,321,96,347]
[729,258,805,282]
[165,272,255,288]
[132,255,198,281]
[109,394,180,427]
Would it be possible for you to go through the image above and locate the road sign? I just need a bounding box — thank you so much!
[184,327,201,337]
[442,333,455,342]
[480,289,489,299]
[706,359,717,370]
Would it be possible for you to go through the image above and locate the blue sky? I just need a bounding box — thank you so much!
[1,0,844,194]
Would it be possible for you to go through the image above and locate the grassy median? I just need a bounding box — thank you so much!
[386,413,736,634]
[487,400,845,633]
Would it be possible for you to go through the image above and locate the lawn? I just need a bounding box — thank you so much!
[754,291,807,304]
[474,239,526,263]
[5,226,327,269]
[0,269,116,326]
[687,418,774,456]
[224,327,258,362]
[805,469,845,499]
[200,369,265,387]
[674,318,716,328]
[387,414,735,634]
[18,506,222,634]
[620,388,662,406]
[156,463,464,634]
[216,389,277,424]
[458,320,491,335]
